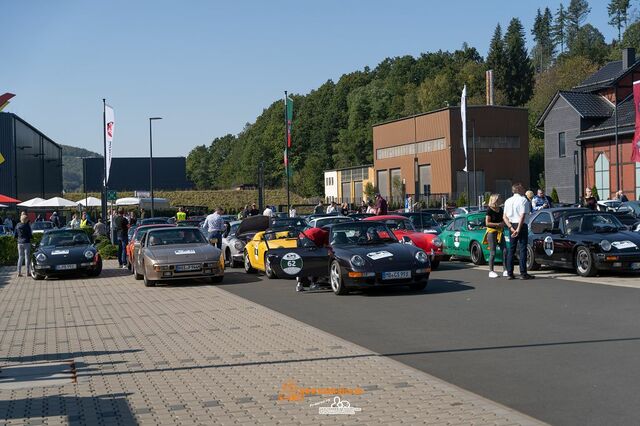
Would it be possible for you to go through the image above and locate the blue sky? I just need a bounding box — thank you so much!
[2,0,616,157]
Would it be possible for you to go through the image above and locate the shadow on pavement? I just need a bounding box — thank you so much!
[0,393,136,425]
[360,279,474,297]
[1,349,142,364]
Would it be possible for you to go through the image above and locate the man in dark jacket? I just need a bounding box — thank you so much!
[50,211,61,228]
[113,209,129,269]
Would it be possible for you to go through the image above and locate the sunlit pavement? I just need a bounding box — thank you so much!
[0,261,542,425]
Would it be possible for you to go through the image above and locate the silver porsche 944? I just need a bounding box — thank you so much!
[134,227,224,287]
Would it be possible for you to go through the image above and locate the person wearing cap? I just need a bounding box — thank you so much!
[375,193,388,215]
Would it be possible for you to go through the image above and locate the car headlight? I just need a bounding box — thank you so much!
[35,253,47,263]
[84,250,94,259]
[351,255,365,267]
[234,241,244,250]
[600,239,612,251]
[415,251,429,263]
[432,237,443,247]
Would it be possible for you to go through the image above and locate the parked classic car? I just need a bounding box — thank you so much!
[127,224,175,273]
[244,227,299,277]
[364,215,444,269]
[440,212,511,265]
[135,227,224,286]
[223,215,270,268]
[526,208,640,277]
[31,229,102,279]
[398,212,443,234]
[306,216,354,228]
[266,221,431,295]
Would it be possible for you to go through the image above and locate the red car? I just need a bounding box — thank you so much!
[364,215,444,269]
[126,224,175,272]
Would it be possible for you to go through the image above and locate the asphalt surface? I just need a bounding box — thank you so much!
[220,262,640,426]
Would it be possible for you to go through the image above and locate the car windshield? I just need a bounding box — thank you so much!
[385,219,416,232]
[147,229,207,246]
[141,218,169,225]
[41,231,91,246]
[229,222,240,236]
[330,223,397,246]
[564,213,625,234]
[32,222,54,230]
[316,217,353,227]
[271,218,306,228]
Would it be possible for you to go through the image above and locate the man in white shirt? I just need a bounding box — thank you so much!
[263,206,274,217]
[502,183,534,280]
[326,201,337,214]
[289,206,296,218]
[204,207,225,248]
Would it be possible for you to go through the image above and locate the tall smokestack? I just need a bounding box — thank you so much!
[622,48,636,70]
[486,70,494,105]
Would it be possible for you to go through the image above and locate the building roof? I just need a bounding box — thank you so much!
[573,61,625,92]
[576,94,635,141]
[535,91,613,128]
[372,105,527,128]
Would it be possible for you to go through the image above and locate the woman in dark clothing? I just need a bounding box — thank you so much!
[14,213,32,277]
[584,187,598,210]
[484,194,506,279]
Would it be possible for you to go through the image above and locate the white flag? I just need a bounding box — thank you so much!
[461,85,467,172]
[105,104,114,184]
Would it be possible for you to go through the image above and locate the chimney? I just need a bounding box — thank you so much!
[623,48,636,70]
[485,70,494,105]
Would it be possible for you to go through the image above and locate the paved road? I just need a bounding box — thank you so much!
[222,262,640,426]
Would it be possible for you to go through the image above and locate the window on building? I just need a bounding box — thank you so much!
[376,138,446,160]
[559,132,566,158]
[377,170,389,199]
[341,182,351,203]
[636,162,640,200]
[594,153,610,198]
[354,181,363,203]
[418,165,432,195]
[390,169,402,202]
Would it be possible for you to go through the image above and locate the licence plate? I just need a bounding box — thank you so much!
[631,262,640,270]
[382,270,411,280]
[176,264,202,272]
[55,264,77,271]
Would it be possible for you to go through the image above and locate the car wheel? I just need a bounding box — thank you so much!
[430,259,440,270]
[264,254,276,279]
[30,260,44,280]
[470,241,486,265]
[133,263,143,280]
[575,246,597,277]
[88,258,102,277]
[329,261,349,295]
[244,251,255,273]
[526,245,540,271]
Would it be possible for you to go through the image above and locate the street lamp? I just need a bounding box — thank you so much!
[149,117,162,217]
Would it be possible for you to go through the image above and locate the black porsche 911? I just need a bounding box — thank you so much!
[31,229,102,280]
[526,208,640,277]
[266,221,431,295]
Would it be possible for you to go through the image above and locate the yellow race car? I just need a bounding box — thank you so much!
[243,228,300,278]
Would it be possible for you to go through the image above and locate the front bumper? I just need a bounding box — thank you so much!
[594,253,640,272]
[34,261,100,274]
[343,268,430,288]
[145,261,224,281]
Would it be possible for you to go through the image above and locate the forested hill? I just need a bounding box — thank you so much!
[61,144,101,192]
[186,0,640,197]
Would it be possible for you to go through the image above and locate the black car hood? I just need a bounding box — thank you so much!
[333,242,423,270]
[236,215,270,236]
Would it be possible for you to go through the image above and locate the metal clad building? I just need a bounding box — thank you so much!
[0,112,63,200]
[84,157,193,192]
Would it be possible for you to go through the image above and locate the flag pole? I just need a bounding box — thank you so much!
[285,90,290,212]
[102,98,108,223]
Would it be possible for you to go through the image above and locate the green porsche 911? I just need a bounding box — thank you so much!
[440,212,511,265]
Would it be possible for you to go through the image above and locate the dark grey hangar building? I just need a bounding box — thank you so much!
[0,112,63,200]
[83,157,193,192]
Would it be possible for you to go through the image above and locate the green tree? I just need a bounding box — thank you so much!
[551,187,560,203]
[504,18,534,106]
[207,134,236,189]
[486,24,507,93]
[552,3,568,54]
[566,0,591,48]
[569,24,610,64]
[608,0,630,41]
[186,145,211,189]
[532,8,555,72]
[363,181,376,202]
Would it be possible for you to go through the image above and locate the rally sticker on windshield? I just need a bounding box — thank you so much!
[51,250,69,255]
[366,251,393,260]
[174,249,196,255]
[281,252,303,275]
[611,241,638,250]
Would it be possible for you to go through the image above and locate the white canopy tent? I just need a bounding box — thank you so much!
[0,204,8,208]
[77,196,102,207]
[115,197,170,210]
[34,197,78,208]
[17,197,45,207]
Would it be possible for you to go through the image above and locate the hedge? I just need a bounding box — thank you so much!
[0,233,43,266]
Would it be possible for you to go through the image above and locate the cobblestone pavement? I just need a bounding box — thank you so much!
[0,262,544,425]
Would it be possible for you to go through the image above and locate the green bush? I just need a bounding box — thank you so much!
[456,192,467,208]
[591,185,599,200]
[98,244,118,260]
[550,187,560,203]
[0,236,18,266]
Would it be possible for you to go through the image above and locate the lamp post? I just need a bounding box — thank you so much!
[149,117,162,217]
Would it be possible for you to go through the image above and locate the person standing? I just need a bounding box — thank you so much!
[326,201,337,214]
[93,218,107,238]
[204,207,225,249]
[616,190,629,202]
[140,208,146,219]
[80,212,92,229]
[69,214,80,229]
[4,215,13,231]
[289,205,297,218]
[583,187,598,210]
[14,213,32,278]
[532,189,552,211]
[263,205,274,217]
[366,201,376,214]
[340,203,349,216]
[113,209,129,269]
[314,201,324,215]
[375,193,388,215]
[503,183,534,280]
[50,211,61,229]
[484,194,506,279]
[249,203,260,216]
[176,207,187,222]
